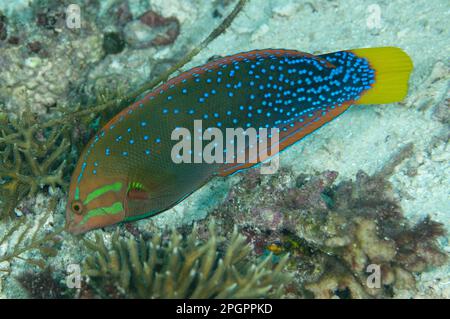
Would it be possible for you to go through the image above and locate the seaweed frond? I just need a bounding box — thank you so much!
[0,211,62,272]
[82,223,291,298]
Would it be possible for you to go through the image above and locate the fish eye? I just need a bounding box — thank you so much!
[71,201,84,215]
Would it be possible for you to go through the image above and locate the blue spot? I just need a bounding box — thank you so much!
[92,169,97,175]
[122,151,128,156]
[127,128,131,133]
[129,139,135,145]
[155,138,161,144]
[141,121,147,127]
[145,149,151,155]
[182,88,187,94]
[163,108,169,114]
[105,148,111,156]
[144,135,149,141]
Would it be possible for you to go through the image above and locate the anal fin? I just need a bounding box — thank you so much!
[217,101,353,177]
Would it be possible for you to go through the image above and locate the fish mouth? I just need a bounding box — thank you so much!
[65,213,86,235]
[65,220,85,235]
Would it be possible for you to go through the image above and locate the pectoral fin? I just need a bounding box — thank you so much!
[126,181,150,200]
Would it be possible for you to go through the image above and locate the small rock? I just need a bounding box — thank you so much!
[115,2,133,25]
[27,41,42,54]
[24,57,42,68]
[7,36,19,45]
[272,2,300,17]
[103,32,125,55]
[123,11,180,49]
[0,12,7,41]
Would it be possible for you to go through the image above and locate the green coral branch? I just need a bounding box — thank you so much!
[0,111,70,219]
[82,223,291,299]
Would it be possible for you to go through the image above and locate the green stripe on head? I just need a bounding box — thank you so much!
[80,202,124,225]
[75,187,80,200]
[83,182,123,205]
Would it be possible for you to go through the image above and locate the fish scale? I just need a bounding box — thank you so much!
[66,47,413,234]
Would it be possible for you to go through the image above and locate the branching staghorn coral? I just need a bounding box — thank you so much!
[82,224,291,299]
[0,211,62,272]
[0,110,71,219]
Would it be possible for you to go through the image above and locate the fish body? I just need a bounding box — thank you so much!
[66,47,413,234]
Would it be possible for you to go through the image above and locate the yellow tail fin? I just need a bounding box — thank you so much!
[350,47,413,104]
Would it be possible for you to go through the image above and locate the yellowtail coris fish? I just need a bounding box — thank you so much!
[66,47,413,234]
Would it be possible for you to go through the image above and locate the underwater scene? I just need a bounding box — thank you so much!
[0,0,448,300]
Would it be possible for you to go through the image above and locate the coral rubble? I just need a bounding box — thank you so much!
[206,166,447,298]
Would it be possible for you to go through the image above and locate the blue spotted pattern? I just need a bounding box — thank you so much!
[75,49,375,186]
